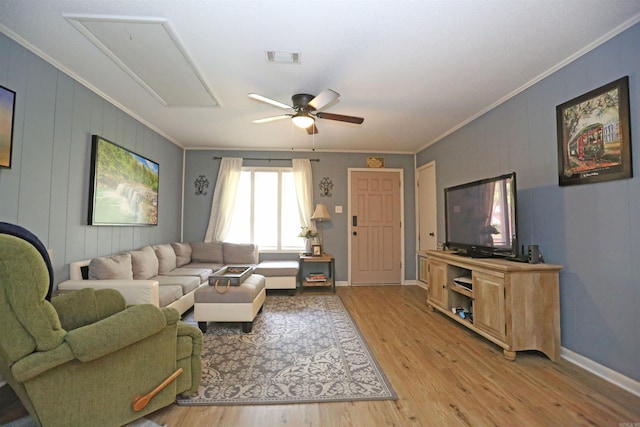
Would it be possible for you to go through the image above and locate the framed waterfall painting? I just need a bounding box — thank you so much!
[556,76,632,186]
[88,135,159,226]
[0,85,16,169]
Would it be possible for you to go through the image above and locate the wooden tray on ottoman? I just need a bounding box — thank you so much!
[209,266,254,287]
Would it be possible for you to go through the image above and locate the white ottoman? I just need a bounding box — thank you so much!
[194,273,266,333]
[254,260,299,295]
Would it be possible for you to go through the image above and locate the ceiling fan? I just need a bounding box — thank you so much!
[249,89,364,134]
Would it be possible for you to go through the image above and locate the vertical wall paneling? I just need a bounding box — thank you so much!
[49,72,74,280]
[65,83,92,265]
[18,55,56,239]
[0,33,183,284]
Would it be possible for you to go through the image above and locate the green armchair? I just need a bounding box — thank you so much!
[0,223,203,427]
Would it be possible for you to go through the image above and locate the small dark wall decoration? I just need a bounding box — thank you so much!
[319,177,333,197]
[194,175,209,195]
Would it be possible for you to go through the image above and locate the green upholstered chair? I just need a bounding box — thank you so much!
[0,222,202,427]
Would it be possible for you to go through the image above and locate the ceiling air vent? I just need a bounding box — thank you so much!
[266,51,301,64]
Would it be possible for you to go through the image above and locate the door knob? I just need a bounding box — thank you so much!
[429,232,435,236]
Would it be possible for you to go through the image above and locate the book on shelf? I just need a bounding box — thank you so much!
[306,273,327,282]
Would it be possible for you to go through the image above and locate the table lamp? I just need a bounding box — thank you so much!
[311,203,331,252]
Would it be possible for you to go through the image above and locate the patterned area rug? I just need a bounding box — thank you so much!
[177,295,397,405]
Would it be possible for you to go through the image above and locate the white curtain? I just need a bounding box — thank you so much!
[292,159,315,232]
[204,157,243,242]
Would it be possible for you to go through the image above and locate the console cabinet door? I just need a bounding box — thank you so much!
[473,272,506,341]
[418,256,429,285]
[427,259,448,309]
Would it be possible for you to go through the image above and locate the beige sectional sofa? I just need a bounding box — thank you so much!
[58,242,299,314]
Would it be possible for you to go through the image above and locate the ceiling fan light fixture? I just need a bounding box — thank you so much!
[291,112,315,129]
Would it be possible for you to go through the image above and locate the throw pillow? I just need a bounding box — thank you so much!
[88,253,134,280]
[129,246,159,280]
[190,242,224,263]
[154,244,177,274]
[223,242,258,265]
[171,242,192,267]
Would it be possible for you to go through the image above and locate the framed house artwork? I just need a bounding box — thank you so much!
[556,76,632,186]
[312,244,322,256]
[0,85,16,169]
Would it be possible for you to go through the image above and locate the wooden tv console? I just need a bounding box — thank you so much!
[424,250,562,361]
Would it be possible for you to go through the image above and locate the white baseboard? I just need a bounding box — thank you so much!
[562,347,640,397]
[336,281,425,287]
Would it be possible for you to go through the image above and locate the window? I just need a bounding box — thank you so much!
[490,179,514,247]
[226,167,304,251]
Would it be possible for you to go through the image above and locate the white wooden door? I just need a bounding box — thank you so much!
[350,170,402,284]
[417,162,437,251]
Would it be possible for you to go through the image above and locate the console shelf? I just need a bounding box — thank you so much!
[425,250,562,361]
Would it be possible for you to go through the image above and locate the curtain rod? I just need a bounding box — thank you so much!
[212,157,319,162]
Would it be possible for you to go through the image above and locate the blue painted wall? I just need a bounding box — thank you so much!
[183,150,416,282]
[416,23,640,381]
[0,34,184,285]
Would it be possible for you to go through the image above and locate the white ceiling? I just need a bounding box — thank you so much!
[1,0,640,153]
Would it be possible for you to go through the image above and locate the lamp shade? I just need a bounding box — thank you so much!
[311,203,331,221]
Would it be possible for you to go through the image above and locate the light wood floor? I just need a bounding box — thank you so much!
[147,285,639,427]
[2,286,639,426]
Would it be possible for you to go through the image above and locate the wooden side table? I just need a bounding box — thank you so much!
[299,253,336,293]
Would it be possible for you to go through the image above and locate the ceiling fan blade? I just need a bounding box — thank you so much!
[315,112,364,124]
[308,89,340,110]
[306,123,319,135]
[248,93,292,110]
[252,114,291,124]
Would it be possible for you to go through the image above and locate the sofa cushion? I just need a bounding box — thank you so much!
[184,262,225,272]
[130,246,159,280]
[190,242,223,263]
[162,267,212,284]
[155,275,200,295]
[154,244,177,274]
[88,254,133,280]
[223,243,258,265]
[172,242,192,267]
[158,285,184,308]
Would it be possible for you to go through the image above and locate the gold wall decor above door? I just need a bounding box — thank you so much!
[366,157,384,168]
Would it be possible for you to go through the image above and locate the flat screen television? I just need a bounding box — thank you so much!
[444,172,518,259]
